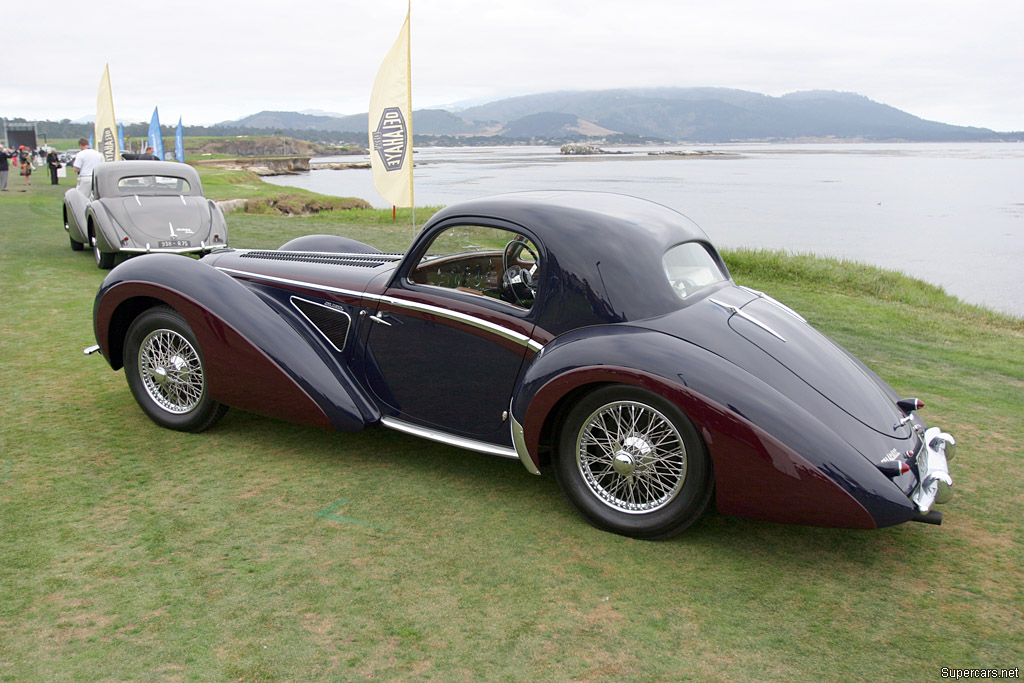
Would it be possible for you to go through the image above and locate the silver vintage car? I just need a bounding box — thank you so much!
[63,160,228,269]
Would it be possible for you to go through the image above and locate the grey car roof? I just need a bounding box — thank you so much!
[94,160,203,197]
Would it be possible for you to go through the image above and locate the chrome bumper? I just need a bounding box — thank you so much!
[911,427,955,513]
[119,243,216,255]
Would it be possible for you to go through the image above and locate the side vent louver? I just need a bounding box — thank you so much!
[291,297,352,352]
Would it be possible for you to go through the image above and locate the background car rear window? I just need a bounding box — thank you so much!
[409,225,540,310]
[116,176,191,194]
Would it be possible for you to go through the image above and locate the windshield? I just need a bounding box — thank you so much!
[662,242,728,300]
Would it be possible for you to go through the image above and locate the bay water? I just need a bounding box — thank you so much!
[264,143,1024,317]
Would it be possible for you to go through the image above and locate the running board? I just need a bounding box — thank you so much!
[380,417,518,460]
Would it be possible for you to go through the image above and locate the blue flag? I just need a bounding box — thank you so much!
[148,107,165,160]
[117,122,124,151]
[89,133,94,148]
[175,117,184,162]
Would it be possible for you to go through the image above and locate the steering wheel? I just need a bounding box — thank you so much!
[501,237,540,303]
[669,277,698,299]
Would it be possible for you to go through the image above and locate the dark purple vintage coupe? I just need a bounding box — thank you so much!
[88,191,956,538]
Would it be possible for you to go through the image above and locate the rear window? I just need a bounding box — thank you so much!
[116,175,191,194]
[662,242,728,300]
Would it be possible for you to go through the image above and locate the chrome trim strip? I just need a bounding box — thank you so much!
[511,414,541,475]
[380,416,519,460]
[739,286,806,322]
[216,267,368,299]
[215,267,546,352]
[289,296,352,352]
[710,298,787,342]
[377,294,544,351]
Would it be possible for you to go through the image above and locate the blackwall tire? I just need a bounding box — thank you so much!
[554,385,713,540]
[91,232,115,269]
[123,306,227,433]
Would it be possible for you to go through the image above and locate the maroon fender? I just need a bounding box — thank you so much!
[96,281,334,430]
[93,254,381,433]
[520,365,876,529]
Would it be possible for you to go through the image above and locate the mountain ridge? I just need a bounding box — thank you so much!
[219,88,1020,142]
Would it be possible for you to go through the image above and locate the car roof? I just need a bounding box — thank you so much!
[425,191,725,326]
[94,160,202,196]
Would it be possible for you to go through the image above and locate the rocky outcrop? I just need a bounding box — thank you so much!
[559,143,629,155]
[216,195,371,216]
[560,143,607,155]
[309,161,371,170]
[193,156,310,175]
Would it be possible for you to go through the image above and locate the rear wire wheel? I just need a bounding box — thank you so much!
[554,385,713,539]
[124,306,227,432]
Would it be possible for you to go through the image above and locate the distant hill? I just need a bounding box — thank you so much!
[224,108,477,136]
[217,88,1020,143]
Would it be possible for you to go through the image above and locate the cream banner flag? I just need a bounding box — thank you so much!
[95,65,120,162]
[368,6,413,208]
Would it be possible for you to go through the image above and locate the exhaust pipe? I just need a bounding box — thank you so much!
[912,510,943,525]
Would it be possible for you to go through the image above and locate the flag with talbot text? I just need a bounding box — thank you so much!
[95,65,120,162]
[368,5,413,208]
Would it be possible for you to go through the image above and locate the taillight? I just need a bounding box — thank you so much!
[897,398,924,412]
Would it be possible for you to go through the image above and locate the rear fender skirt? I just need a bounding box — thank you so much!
[89,204,120,253]
[64,193,89,242]
[94,254,379,432]
[514,326,916,529]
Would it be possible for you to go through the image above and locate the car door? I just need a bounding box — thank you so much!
[363,220,542,442]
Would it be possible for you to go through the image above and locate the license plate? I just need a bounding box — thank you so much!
[158,240,191,248]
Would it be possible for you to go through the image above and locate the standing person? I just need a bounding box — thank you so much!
[72,138,103,191]
[0,147,11,191]
[139,146,159,160]
[19,148,32,186]
[46,148,61,185]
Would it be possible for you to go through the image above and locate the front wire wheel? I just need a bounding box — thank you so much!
[554,386,713,539]
[124,307,227,432]
[138,328,205,414]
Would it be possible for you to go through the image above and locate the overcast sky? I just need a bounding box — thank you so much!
[5,0,1023,131]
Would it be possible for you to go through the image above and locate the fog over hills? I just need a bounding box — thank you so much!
[221,88,1020,142]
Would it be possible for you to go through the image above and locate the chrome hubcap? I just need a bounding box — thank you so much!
[138,329,204,414]
[576,400,687,514]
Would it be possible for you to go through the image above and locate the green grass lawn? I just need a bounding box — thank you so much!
[1,168,1021,681]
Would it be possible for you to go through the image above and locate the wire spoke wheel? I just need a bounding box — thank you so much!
[577,400,687,513]
[124,306,227,433]
[138,329,205,414]
[554,385,712,539]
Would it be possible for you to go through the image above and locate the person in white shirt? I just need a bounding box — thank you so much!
[72,138,103,191]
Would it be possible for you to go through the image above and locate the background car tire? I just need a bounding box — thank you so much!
[66,210,84,251]
[124,306,227,433]
[553,385,713,540]
[91,232,115,269]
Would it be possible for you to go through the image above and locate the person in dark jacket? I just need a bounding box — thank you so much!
[0,147,11,191]
[46,148,61,185]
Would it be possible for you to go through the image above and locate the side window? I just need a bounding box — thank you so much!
[409,224,540,310]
